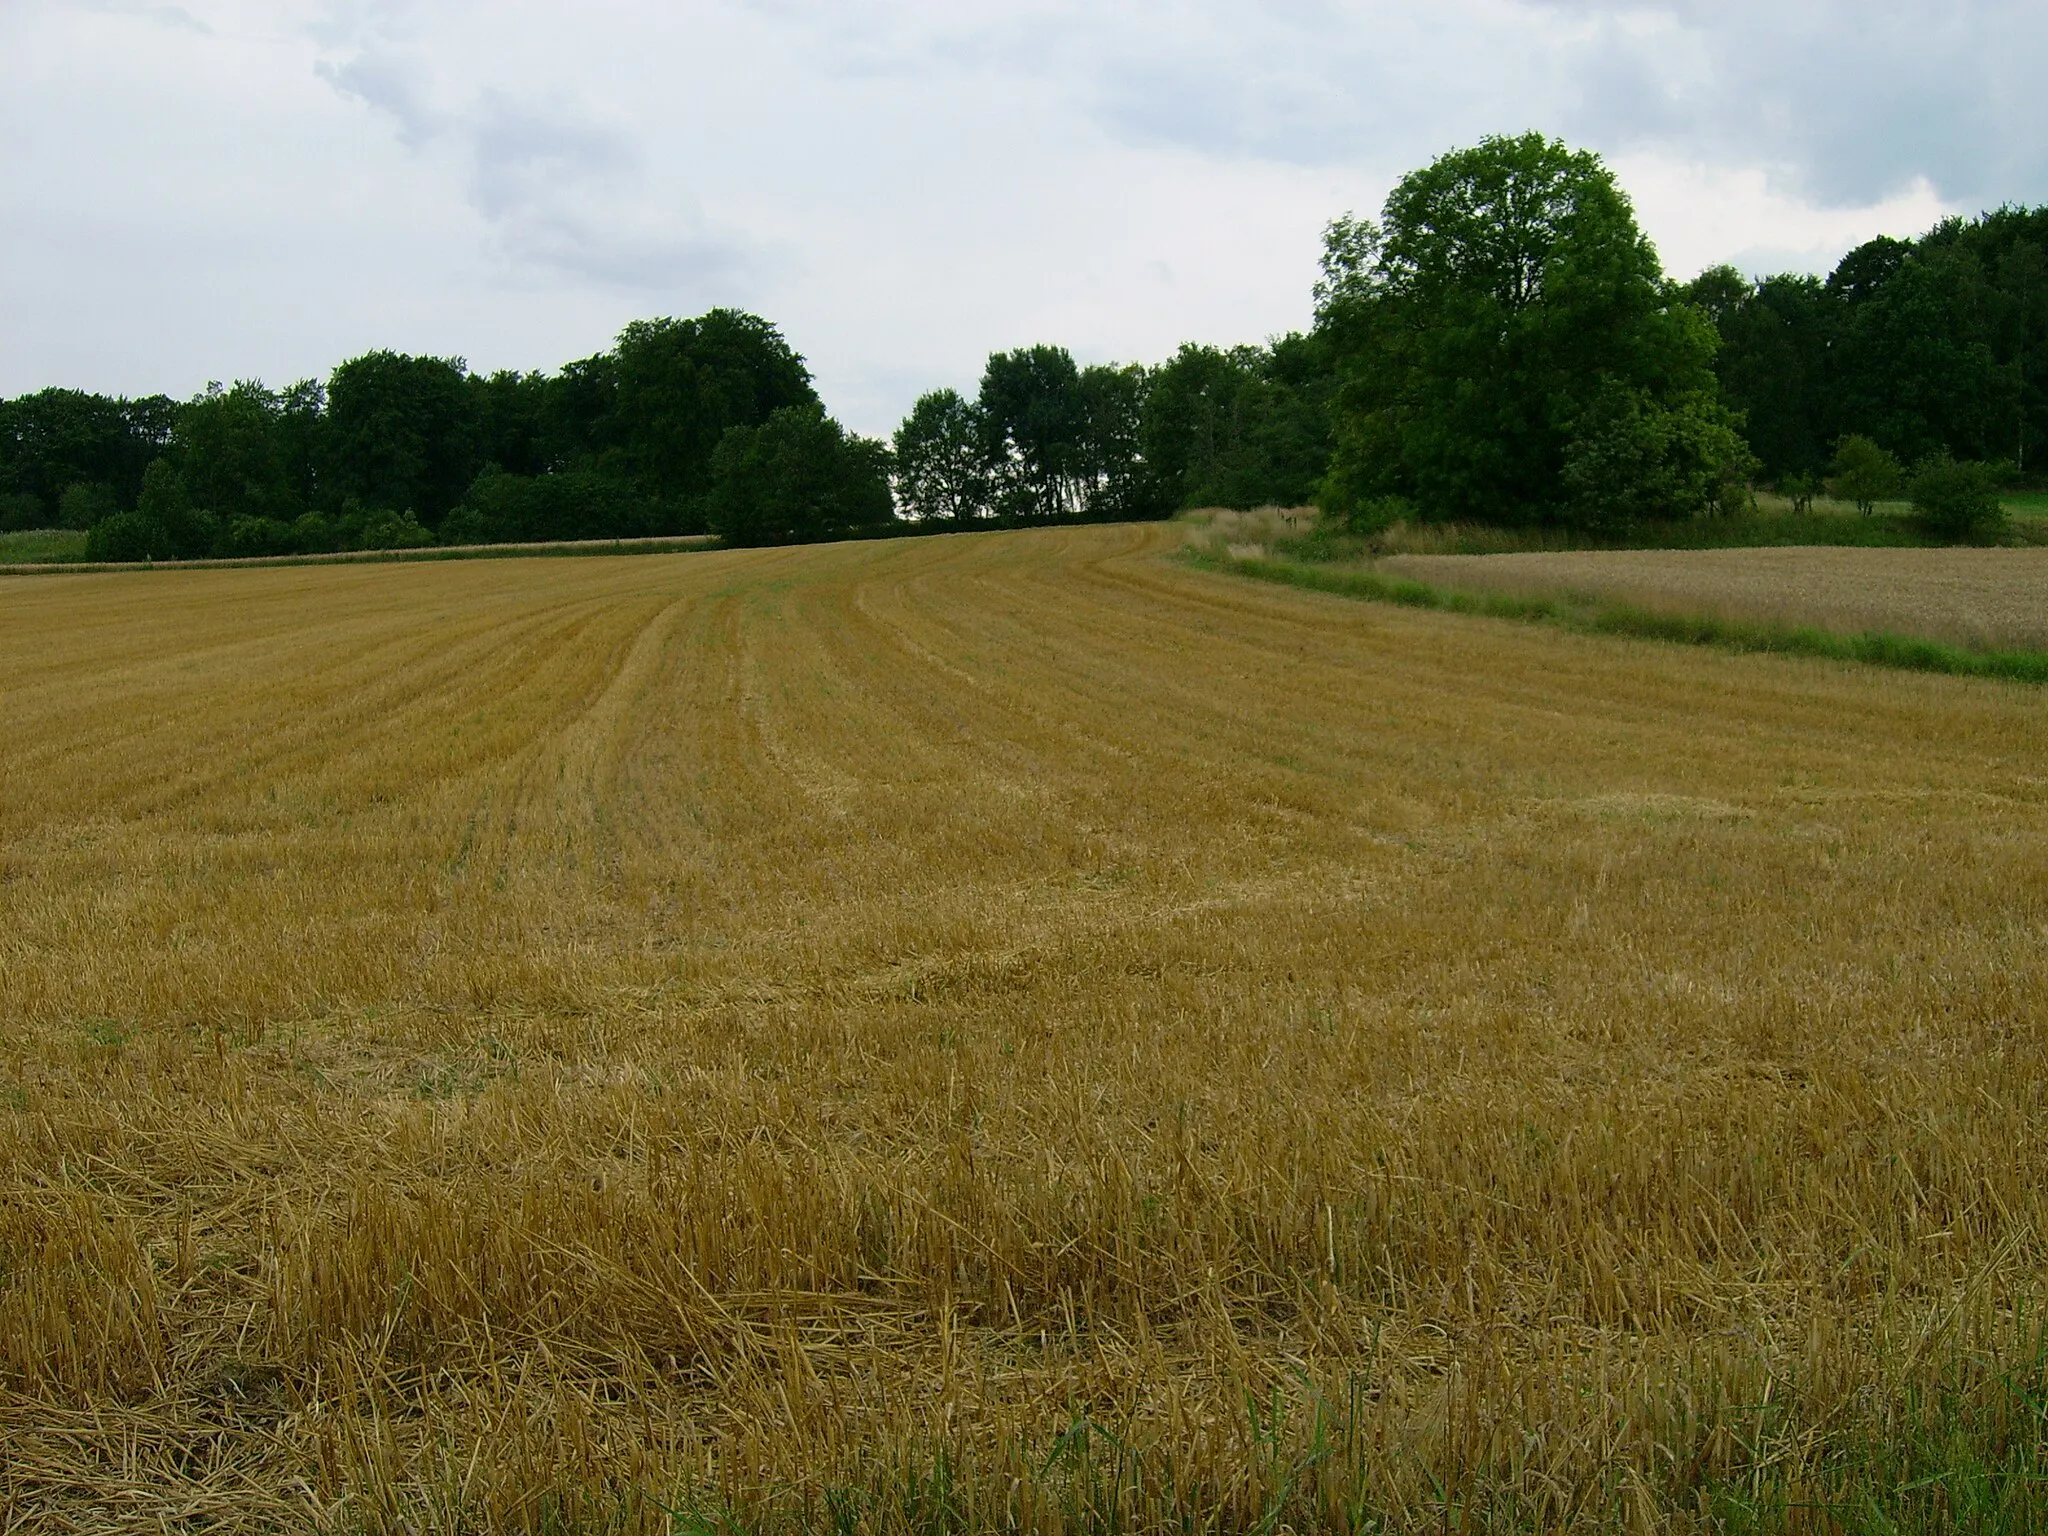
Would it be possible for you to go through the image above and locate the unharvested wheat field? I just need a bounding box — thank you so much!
[4,524,2048,1533]
[1378,546,2048,652]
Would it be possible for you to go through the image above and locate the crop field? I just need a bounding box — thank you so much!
[1377,546,2048,653]
[4,523,2048,1533]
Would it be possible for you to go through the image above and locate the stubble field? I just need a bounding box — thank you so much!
[4,523,2048,1533]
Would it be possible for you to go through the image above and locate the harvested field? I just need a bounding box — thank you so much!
[4,523,2048,1532]
[1378,545,2048,651]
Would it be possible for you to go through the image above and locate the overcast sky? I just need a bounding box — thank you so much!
[4,1,2042,433]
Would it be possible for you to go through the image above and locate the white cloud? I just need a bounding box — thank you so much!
[1,0,2042,433]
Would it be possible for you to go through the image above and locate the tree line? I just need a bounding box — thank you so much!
[5,135,2039,561]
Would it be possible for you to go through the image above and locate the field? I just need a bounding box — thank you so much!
[0,528,90,565]
[2004,491,2048,520]
[5,524,2048,1533]
[1375,546,2048,652]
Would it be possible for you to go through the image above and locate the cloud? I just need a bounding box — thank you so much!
[314,30,761,294]
[746,0,2048,210]
[2,0,2038,429]
[72,0,212,32]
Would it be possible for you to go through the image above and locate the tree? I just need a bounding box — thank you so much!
[0,388,172,518]
[611,311,818,519]
[176,381,297,521]
[707,404,895,547]
[1910,457,2007,543]
[1075,362,1157,520]
[57,482,117,530]
[87,459,195,561]
[977,345,1089,519]
[1829,435,1902,515]
[1316,133,1739,529]
[893,389,989,522]
[1139,337,1333,512]
[325,351,479,525]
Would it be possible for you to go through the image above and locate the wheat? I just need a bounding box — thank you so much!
[1378,545,2048,652]
[3,525,2046,1531]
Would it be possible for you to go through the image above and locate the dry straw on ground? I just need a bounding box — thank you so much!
[3,524,2048,1532]
[1378,545,2048,652]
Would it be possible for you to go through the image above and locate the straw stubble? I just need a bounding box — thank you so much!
[2,524,2045,1531]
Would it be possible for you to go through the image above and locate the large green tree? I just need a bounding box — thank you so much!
[0,388,174,524]
[977,345,1090,520]
[325,351,479,524]
[611,310,818,519]
[893,389,989,523]
[707,404,894,547]
[1139,337,1331,512]
[1317,133,1744,529]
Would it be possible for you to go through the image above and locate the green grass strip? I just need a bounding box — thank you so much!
[0,534,719,577]
[1186,547,2048,685]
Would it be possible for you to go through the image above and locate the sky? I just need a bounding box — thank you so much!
[3,1,2042,435]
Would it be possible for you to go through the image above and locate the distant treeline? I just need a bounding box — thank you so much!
[5,140,2041,560]
[1687,209,2048,483]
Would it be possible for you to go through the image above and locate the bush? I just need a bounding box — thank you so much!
[1347,495,1412,535]
[290,513,339,554]
[1911,458,2007,543]
[709,405,896,547]
[0,493,44,532]
[221,515,294,558]
[449,469,656,545]
[86,510,173,562]
[1831,435,1903,515]
[58,483,117,531]
[359,508,436,551]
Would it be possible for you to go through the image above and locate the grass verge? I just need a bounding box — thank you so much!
[1189,546,2048,685]
[0,528,90,564]
[0,533,717,577]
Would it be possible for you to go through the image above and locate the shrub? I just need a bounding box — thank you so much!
[221,515,294,558]
[1911,458,2007,543]
[359,508,436,551]
[86,510,172,562]
[1831,436,1903,515]
[57,482,117,531]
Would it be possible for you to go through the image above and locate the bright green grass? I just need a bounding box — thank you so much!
[0,528,90,564]
[2003,491,2048,519]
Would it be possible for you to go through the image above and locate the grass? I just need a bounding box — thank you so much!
[2002,490,2048,519]
[6,525,2048,1531]
[0,530,716,574]
[0,527,90,563]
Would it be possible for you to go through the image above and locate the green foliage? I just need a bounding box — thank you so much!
[977,345,1091,519]
[968,347,1167,522]
[1138,338,1330,512]
[1911,456,2009,542]
[1830,434,1904,514]
[708,404,895,547]
[1563,383,1757,532]
[1317,133,1736,530]
[0,388,173,516]
[177,382,290,520]
[0,528,89,563]
[893,389,989,523]
[326,351,478,526]
[1697,208,2048,483]
[86,509,172,562]
[448,468,655,545]
[57,481,117,530]
[611,310,817,511]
